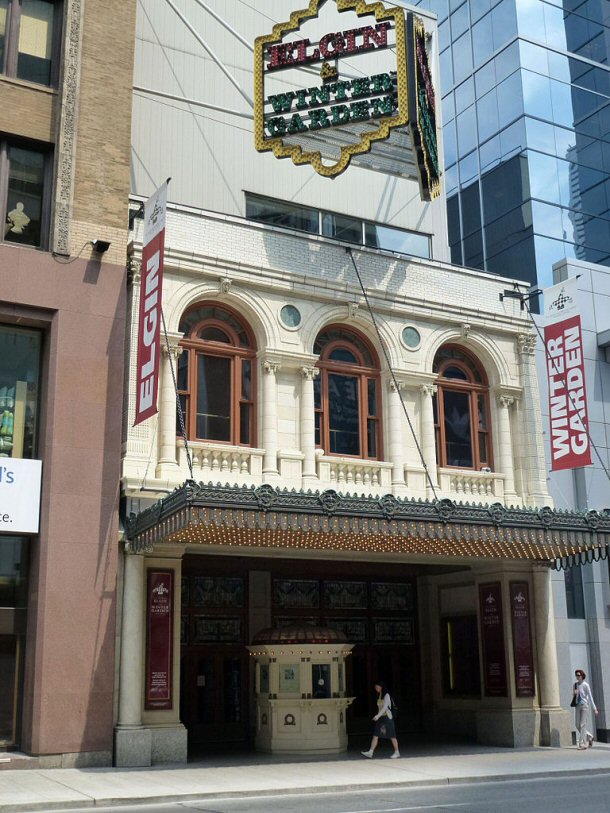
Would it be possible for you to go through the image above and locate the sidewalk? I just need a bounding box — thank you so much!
[1,742,609,812]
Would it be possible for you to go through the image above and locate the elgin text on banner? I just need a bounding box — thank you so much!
[134,182,168,426]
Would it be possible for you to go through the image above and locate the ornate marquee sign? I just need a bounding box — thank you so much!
[253,0,439,195]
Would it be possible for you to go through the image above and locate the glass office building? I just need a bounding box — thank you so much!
[412,0,610,289]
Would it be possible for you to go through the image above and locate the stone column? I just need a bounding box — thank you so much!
[533,568,571,746]
[115,552,152,766]
[420,384,439,490]
[496,395,517,502]
[388,380,407,494]
[517,333,550,506]
[300,366,319,486]
[262,360,280,479]
[156,338,183,474]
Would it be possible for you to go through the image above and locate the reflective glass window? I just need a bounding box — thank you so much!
[499,118,526,159]
[0,326,41,459]
[440,47,454,89]
[472,13,493,66]
[529,152,562,203]
[17,0,55,84]
[463,230,484,268]
[515,0,544,34]
[364,223,431,259]
[496,71,523,128]
[1,0,57,86]
[522,70,553,120]
[477,87,499,142]
[491,0,518,51]
[482,154,530,223]
[550,79,575,129]
[460,181,481,235]
[479,133,501,171]
[457,105,478,155]
[443,118,458,166]
[438,18,451,52]
[447,194,461,246]
[444,163,459,194]
[455,78,474,110]
[470,0,491,23]
[459,150,478,184]
[452,31,472,85]
[542,2,568,51]
[475,59,495,97]
[322,212,362,244]
[442,90,455,123]
[246,195,318,234]
[450,2,469,39]
[494,41,520,83]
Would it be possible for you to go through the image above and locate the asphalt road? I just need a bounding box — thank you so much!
[51,773,610,813]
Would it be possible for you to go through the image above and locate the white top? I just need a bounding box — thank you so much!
[576,680,597,713]
[374,693,393,721]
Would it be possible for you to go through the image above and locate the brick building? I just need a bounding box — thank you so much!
[0,0,135,764]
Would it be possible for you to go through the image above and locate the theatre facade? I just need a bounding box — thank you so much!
[119,0,609,767]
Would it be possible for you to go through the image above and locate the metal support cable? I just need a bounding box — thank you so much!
[346,248,439,501]
[161,308,194,481]
[162,0,254,107]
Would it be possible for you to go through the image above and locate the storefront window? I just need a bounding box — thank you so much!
[0,325,41,459]
[0,536,28,746]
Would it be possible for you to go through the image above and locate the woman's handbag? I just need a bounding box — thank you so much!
[570,682,578,707]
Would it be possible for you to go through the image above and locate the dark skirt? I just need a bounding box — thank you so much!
[373,716,396,739]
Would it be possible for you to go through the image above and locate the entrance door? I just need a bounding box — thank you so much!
[346,646,420,739]
[180,648,248,747]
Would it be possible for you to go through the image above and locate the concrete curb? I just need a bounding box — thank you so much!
[2,765,610,813]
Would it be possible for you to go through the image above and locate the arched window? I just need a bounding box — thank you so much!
[313,326,381,459]
[177,303,256,445]
[433,345,492,470]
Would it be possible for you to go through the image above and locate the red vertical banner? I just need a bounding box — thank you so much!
[543,278,591,471]
[145,569,174,710]
[510,581,535,697]
[479,582,507,697]
[134,182,168,426]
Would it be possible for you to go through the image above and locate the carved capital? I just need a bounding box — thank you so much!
[497,395,515,409]
[461,322,471,339]
[420,384,437,397]
[129,258,142,284]
[300,366,320,381]
[162,343,183,360]
[388,379,405,393]
[263,360,281,375]
[517,332,537,356]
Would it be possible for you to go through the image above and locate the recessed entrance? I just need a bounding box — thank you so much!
[179,554,425,751]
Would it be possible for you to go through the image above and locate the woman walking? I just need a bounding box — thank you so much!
[361,681,400,759]
[573,669,598,750]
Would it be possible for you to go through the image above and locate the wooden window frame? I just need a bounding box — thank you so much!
[0,139,53,250]
[1,0,62,86]
[315,327,382,461]
[178,305,256,447]
[433,346,493,471]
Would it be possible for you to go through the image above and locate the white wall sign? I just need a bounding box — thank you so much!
[0,458,43,534]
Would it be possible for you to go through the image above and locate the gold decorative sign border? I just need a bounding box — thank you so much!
[253,0,409,178]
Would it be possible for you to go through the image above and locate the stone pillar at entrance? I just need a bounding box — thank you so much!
[387,380,407,495]
[495,394,517,502]
[533,568,571,746]
[156,334,183,477]
[115,552,151,766]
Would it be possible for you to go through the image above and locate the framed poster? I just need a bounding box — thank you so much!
[510,581,535,697]
[479,582,507,697]
[145,569,174,710]
[279,664,300,693]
